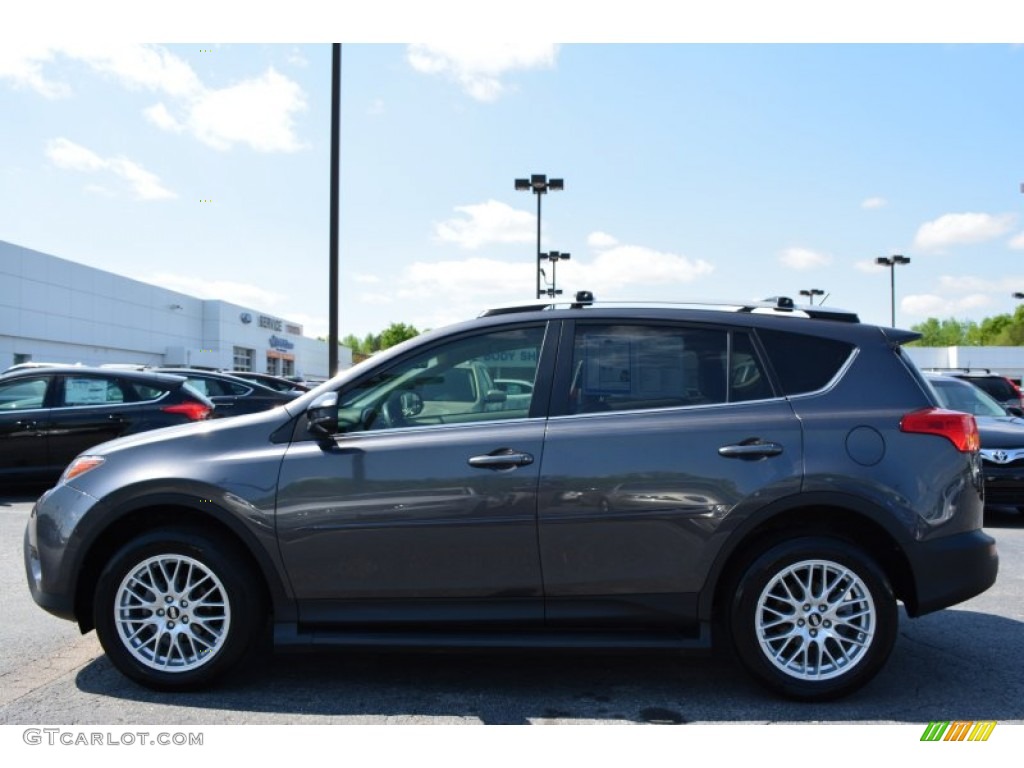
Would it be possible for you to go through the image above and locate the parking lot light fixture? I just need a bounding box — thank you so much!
[876,255,911,326]
[541,251,570,300]
[515,174,564,298]
[799,289,825,306]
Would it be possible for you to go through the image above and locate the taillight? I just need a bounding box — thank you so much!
[900,408,979,452]
[162,402,211,421]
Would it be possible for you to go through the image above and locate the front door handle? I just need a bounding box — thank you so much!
[468,450,534,470]
[718,440,784,459]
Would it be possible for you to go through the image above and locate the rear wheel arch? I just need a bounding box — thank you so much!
[706,502,916,626]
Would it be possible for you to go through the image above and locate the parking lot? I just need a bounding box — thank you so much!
[2,488,1022,726]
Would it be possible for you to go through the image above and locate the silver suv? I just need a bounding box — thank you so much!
[24,297,998,700]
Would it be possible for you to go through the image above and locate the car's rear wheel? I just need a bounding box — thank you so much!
[729,536,897,701]
[93,527,263,691]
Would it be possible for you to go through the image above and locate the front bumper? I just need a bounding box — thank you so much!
[906,529,998,616]
[24,483,97,622]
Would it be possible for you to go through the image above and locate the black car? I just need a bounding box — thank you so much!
[927,373,1024,514]
[1,366,213,482]
[947,371,1024,412]
[24,297,997,700]
[224,371,311,393]
[154,368,298,417]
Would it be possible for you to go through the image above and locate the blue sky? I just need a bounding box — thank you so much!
[3,9,1024,340]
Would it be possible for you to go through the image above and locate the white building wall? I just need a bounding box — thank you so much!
[904,346,1024,380]
[1,240,343,379]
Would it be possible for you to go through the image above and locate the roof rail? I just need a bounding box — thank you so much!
[481,293,860,322]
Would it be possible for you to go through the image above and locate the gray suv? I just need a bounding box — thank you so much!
[24,298,998,700]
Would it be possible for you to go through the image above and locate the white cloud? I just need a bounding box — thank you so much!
[353,273,382,284]
[587,231,619,248]
[186,67,307,152]
[568,242,714,296]
[861,197,887,209]
[146,272,285,307]
[406,43,558,102]
[913,212,1016,251]
[1009,232,1024,250]
[61,43,203,98]
[144,102,184,132]
[0,44,69,98]
[779,247,832,270]
[46,137,106,172]
[46,137,175,200]
[2,45,307,154]
[901,293,994,317]
[434,200,536,249]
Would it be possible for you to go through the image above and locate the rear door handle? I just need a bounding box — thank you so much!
[718,441,784,459]
[468,450,534,470]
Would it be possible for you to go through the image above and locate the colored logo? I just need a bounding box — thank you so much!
[240,313,253,324]
[920,721,996,742]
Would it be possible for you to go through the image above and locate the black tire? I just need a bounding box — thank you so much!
[93,527,264,691]
[729,536,898,701]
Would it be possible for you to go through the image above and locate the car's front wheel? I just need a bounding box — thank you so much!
[729,537,898,701]
[93,527,263,690]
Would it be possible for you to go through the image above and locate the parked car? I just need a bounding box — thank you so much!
[24,297,997,700]
[225,371,311,393]
[154,368,298,417]
[927,373,1024,514]
[1,366,213,482]
[946,371,1024,412]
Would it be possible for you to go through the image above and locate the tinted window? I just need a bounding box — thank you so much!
[757,329,854,396]
[62,376,126,406]
[0,377,48,410]
[567,324,770,414]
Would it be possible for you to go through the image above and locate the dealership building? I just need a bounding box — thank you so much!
[0,240,347,379]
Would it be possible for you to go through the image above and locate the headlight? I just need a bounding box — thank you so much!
[60,455,105,484]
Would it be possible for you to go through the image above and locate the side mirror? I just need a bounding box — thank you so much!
[484,389,507,404]
[1008,406,1024,418]
[307,392,339,437]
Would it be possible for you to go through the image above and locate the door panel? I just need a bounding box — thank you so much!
[276,322,553,625]
[277,420,546,623]
[538,322,802,626]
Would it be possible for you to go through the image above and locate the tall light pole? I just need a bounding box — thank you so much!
[328,43,341,377]
[799,288,825,305]
[876,255,911,327]
[515,174,563,298]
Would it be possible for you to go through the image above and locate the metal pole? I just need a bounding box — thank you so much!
[328,43,341,376]
[535,192,542,299]
[889,263,896,326]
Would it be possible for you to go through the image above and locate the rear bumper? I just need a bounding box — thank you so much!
[906,529,998,616]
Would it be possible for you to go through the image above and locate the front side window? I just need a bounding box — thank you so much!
[336,326,546,432]
[0,377,49,410]
[567,324,772,414]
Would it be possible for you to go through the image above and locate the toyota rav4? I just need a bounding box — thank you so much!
[24,297,998,700]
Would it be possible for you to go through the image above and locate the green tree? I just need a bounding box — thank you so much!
[377,322,420,350]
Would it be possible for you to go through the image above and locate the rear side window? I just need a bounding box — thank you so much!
[567,324,773,414]
[757,329,854,396]
[62,376,126,406]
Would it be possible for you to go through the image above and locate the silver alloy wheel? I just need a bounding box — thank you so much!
[754,558,875,681]
[114,554,231,672]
